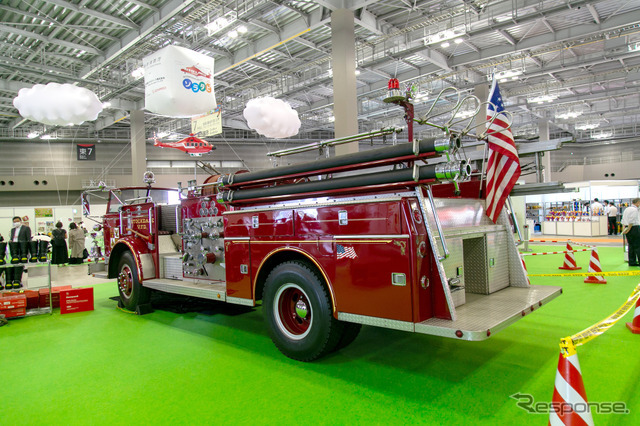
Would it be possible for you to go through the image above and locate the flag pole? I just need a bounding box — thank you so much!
[478,139,487,198]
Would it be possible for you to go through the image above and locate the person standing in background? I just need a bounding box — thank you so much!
[608,202,618,235]
[50,221,68,266]
[591,198,604,215]
[622,198,640,266]
[68,223,86,264]
[7,216,31,289]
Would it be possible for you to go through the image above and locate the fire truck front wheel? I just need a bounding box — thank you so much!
[263,261,343,362]
[117,252,151,311]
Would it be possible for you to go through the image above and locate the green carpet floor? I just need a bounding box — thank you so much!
[2,245,640,425]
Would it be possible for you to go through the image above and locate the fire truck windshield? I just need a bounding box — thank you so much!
[108,188,180,213]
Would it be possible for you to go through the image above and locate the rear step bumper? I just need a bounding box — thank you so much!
[91,271,110,279]
[143,278,226,301]
[415,285,562,341]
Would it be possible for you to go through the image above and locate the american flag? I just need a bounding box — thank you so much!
[337,244,357,259]
[484,79,521,223]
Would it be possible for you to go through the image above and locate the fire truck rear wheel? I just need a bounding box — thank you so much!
[335,322,362,351]
[117,251,150,311]
[263,261,343,362]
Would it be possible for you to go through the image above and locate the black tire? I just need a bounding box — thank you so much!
[263,261,343,362]
[117,251,150,311]
[334,322,362,351]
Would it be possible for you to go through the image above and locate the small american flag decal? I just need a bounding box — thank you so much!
[337,244,357,259]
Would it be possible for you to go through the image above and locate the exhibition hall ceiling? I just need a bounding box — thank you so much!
[0,0,639,145]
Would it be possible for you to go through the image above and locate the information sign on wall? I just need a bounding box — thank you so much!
[35,208,53,218]
[77,144,96,161]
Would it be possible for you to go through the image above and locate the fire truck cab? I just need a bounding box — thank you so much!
[92,133,561,361]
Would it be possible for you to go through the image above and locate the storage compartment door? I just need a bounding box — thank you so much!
[463,236,489,295]
[486,231,510,293]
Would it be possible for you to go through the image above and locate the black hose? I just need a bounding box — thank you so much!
[220,138,451,187]
[219,164,444,202]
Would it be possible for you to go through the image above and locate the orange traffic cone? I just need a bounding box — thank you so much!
[559,242,581,270]
[626,297,640,334]
[549,351,594,426]
[584,248,607,284]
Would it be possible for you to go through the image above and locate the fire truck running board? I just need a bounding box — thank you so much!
[415,285,562,341]
[91,271,110,279]
[142,279,227,302]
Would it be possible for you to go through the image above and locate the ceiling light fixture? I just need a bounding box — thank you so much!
[237,25,247,33]
[591,131,612,139]
[454,38,464,44]
[131,67,145,79]
[228,30,238,38]
[494,69,524,83]
[556,110,582,120]
[495,15,513,23]
[575,122,600,130]
[528,94,558,104]
[27,131,39,139]
[206,16,229,33]
[426,26,466,45]
[441,41,450,48]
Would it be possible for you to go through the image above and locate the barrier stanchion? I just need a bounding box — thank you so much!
[523,225,532,252]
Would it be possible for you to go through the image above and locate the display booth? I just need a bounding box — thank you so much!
[525,180,638,236]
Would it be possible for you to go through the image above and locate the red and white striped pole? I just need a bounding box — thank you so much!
[559,242,581,270]
[549,351,594,426]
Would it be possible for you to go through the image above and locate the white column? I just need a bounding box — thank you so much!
[474,83,489,132]
[331,9,358,156]
[474,83,489,163]
[130,110,147,185]
[539,119,551,182]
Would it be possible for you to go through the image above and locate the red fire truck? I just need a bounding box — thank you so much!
[89,132,561,362]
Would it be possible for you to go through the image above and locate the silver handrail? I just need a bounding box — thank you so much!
[419,185,449,260]
[175,205,181,235]
[506,196,523,245]
[267,127,403,157]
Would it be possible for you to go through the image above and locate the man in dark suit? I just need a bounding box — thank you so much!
[6,216,32,289]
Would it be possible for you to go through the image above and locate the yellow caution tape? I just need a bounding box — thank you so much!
[116,306,137,315]
[528,270,640,277]
[559,283,640,357]
[560,337,577,357]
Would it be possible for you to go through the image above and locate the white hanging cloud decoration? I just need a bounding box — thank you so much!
[243,97,301,139]
[13,83,103,126]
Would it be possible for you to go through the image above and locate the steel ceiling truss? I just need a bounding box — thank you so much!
[0,0,638,147]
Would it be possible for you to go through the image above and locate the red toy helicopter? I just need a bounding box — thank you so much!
[152,133,216,157]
